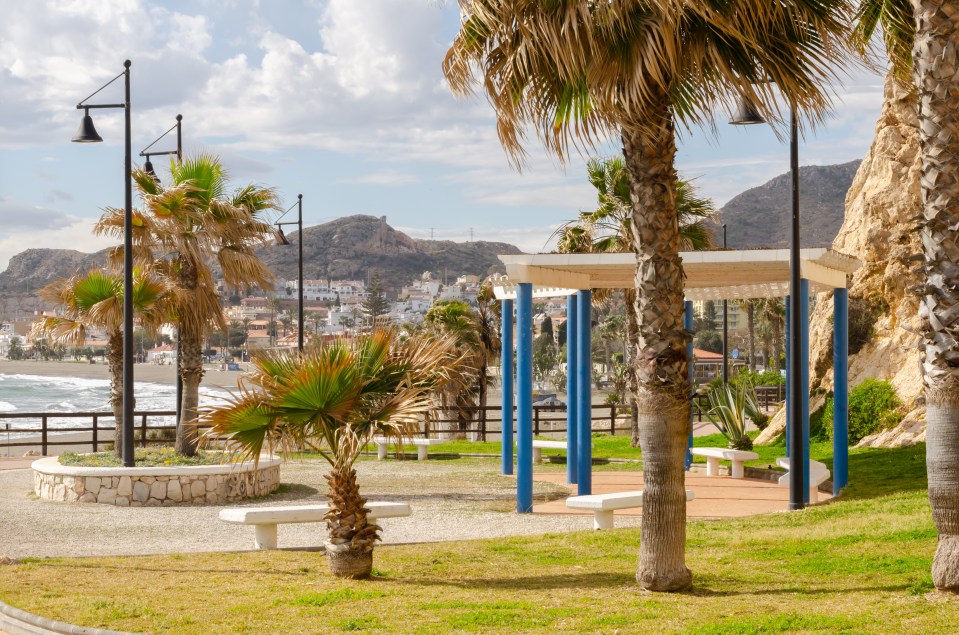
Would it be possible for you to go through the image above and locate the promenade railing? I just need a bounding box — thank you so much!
[0,385,785,455]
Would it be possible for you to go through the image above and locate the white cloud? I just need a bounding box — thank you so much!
[0,217,115,271]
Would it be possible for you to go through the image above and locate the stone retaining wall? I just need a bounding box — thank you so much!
[31,456,281,506]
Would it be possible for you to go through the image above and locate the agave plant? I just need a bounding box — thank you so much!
[705,384,760,452]
[203,327,463,578]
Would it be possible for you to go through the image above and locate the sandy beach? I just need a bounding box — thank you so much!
[0,359,249,391]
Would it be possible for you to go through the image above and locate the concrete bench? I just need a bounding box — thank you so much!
[691,447,759,478]
[566,489,695,530]
[530,439,595,464]
[532,440,567,464]
[219,501,411,550]
[372,436,444,461]
[776,457,830,503]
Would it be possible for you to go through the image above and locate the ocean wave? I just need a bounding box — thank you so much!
[2,373,111,390]
[0,401,16,412]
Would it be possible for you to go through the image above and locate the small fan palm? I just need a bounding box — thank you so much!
[35,269,169,456]
[203,327,464,579]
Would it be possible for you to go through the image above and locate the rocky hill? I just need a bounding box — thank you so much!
[0,216,522,299]
[719,160,861,249]
[255,215,522,294]
[0,248,110,296]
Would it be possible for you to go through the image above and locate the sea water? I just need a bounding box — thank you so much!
[0,373,231,433]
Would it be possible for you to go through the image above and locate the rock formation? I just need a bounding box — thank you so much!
[801,72,925,448]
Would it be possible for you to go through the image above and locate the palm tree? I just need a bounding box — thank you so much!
[899,0,959,592]
[424,298,501,439]
[445,1,856,592]
[96,155,278,456]
[202,328,463,579]
[557,157,717,448]
[35,269,168,456]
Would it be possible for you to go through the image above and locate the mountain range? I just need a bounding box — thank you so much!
[0,215,521,298]
[0,160,862,301]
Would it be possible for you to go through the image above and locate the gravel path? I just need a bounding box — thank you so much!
[0,458,637,559]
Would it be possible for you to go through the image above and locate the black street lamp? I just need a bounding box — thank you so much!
[139,114,182,178]
[722,223,729,384]
[138,115,183,429]
[275,195,304,353]
[730,96,805,510]
[72,60,135,467]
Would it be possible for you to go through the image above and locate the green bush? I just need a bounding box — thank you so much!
[848,378,902,443]
[808,379,902,444]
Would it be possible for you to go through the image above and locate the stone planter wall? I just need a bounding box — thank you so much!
[31,456,281,506]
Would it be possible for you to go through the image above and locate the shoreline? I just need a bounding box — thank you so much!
[0,359,247,391]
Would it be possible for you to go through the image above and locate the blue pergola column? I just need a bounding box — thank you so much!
[501,299,514,476]
[833,288,849,494]
[566,293,579,485]
[515,283,534,513]
[784,295,791,453]
[684,300,694,470]
[576,289,592,495]
[800,279,811,504]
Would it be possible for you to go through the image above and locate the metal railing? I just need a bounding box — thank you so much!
[0,385,786,455]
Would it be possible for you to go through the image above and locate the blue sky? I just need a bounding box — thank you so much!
[0,1,886,271]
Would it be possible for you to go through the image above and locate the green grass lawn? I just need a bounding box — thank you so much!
[374,433,928,499]
[0,444,949,634]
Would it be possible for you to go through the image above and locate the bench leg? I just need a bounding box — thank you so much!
[593,510,614,530]
[417,445,428,461]
[254,524,278,550]
[533,447,542,464]
[809,487,818,504]
[730,460,745,479]
[706,456,720,477]
[377,443,387,460]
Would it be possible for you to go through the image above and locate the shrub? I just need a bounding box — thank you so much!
[848,378,902,443]
[808,379,902,444]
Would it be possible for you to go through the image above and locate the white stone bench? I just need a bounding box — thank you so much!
[532,440,567,464]
[219,501,411,550]
[530,439,595,464]
[372,437,444,461]
[566,489,695,530]
[691,447,759,478]
[776,457,830,503]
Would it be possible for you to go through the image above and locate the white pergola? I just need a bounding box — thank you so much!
[494,247,861,513]
[493,248,861,301]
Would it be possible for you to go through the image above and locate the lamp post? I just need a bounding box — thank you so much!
[138,115,183,427]
[275,195,304,353]
[72,60,135,467]
[722,223,729,384]
[730,97,805,510]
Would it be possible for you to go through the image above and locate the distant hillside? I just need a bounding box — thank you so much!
[0,216,522,299]
[0,248,109,296]
[719,160,860,249]
[255,215,523,294]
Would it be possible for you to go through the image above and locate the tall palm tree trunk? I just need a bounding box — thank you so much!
[107,332,125,458]
[175,262,204,457]
[916,0,959,592]
[746,302,756,371]
[622,99,692,592]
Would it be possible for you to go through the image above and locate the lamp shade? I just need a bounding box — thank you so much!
[729,97,765,126]
[72,110,103,142]
[276,228,290,246]
[144,158,156,178]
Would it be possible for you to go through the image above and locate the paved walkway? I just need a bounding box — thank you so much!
[533,470,831,519]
